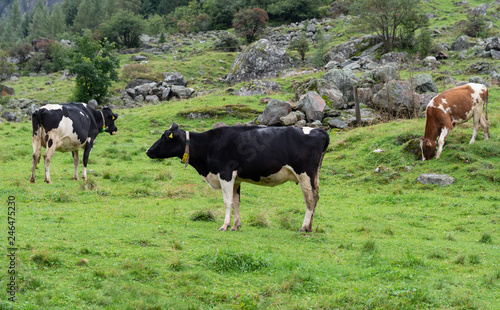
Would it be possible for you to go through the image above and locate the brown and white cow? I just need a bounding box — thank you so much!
[420,83,489,160]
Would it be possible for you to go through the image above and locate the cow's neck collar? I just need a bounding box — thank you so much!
[100,111,106,133]
[181,131,190,168]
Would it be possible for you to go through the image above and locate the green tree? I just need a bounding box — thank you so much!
[233,7,269,43]
[10,0,22,39]
[350,0,428,52]
[100,10,145,48]
[0,50,15,80]
[289,31,309,61]
[117,0,142,13]
[267,0,321,22]
[48,4,67,38]
[62,0,81,27]
[29,0,50,40]
[147,14,166,36]
[310,28,329,67]
[73,0,104,32]
[68,30,120,103]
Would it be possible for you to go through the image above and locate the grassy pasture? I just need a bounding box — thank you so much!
[1,86,499,309]
[1,0,500,307]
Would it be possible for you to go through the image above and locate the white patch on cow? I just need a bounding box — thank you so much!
[469,83,485,105]
[79,111,85,117]
[302,127,314,135]
[436,127,449,159]
[240,165,299,187]
[42,104,63,110]
[51,116,87,152]
[437,98,448,113]
[202,172,222,189]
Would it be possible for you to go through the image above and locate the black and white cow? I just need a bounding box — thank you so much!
[147,123,330,232]
[30,103,118,184]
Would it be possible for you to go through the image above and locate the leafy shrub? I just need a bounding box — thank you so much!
[417,30,433,56]
[9,43,32,64]
[289,32,309,61]
[213,33,240,52]
[463,12,489,38]
[201,250,270,273]
[233,7,269,43]
[68,29,120,104]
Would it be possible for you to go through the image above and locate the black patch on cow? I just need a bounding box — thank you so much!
[48,139,53,148]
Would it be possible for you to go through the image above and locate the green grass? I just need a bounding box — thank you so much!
[0,87,499,309]
[1,1,500,308]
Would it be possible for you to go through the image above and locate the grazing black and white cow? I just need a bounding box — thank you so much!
[30,103,118,184]
[147,123,330,232]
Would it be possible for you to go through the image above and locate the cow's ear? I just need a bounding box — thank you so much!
[170,123,178,131]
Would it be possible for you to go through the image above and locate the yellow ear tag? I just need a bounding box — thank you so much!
[112,116,115,120]
[169,133,173,139]
[181,153,188,163]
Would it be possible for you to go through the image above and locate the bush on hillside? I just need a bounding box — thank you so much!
[463,11,489,38]
[213,33,241,52]
[68,30,120,104]
[233,7,269,43]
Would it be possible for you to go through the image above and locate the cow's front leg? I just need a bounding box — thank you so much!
[218,172,237,231]
[436,127,450,159]
[30,135,42,183]
[82,142,93,181]
[231,185,241,231]
[72,150,79,180]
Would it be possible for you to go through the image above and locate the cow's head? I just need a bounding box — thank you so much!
[419,137,436,160]
[101,107,118,135]
[146,123,184,159]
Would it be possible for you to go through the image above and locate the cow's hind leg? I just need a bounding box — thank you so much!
[30,135,42,183]
[298,173,319,232]
[72,150,79,180]
[43,137,57,184]
[218,172,237,231]
[480,114,490,140]
[470,111,482,144]
[231,185,241,231]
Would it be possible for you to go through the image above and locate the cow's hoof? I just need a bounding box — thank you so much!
[44,179,53,184]
[218,227,227,231]
[30,178,35,183]
[230,227,240,231]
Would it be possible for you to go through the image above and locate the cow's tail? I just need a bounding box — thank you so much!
[32,109,42,137]
[485,88,489,120]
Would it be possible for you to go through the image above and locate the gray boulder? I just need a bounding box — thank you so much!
[294,78,344,109]
[259,99,292,126]
[280,112,298,126]
[322,68,360,103]
[371,80,423,116]
[417,174,455,186]
[380,52,407,64]
[126,79,153,89]
[362,65,399,84]
[491,50,500,60]
[164,72,187,86]
[324,35,381,63]
[236,80,282,96]
[412,73,438,93]
[485,36,500,51]
[0,84,15,96]
[2,111,20,122]
[88,99,98,109]
[465,61,495,74]
[135,84,153,98]
[131,55,148,61]
[297,92,327,122]
[171,86,195,99]
[451,36,471,51]
[226,39,296,83]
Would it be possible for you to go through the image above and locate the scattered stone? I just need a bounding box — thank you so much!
[259,99,291,126]
[412,73,438,93]
[236,80,282,96]
[297,91,327,122]
[416,174,455,186]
